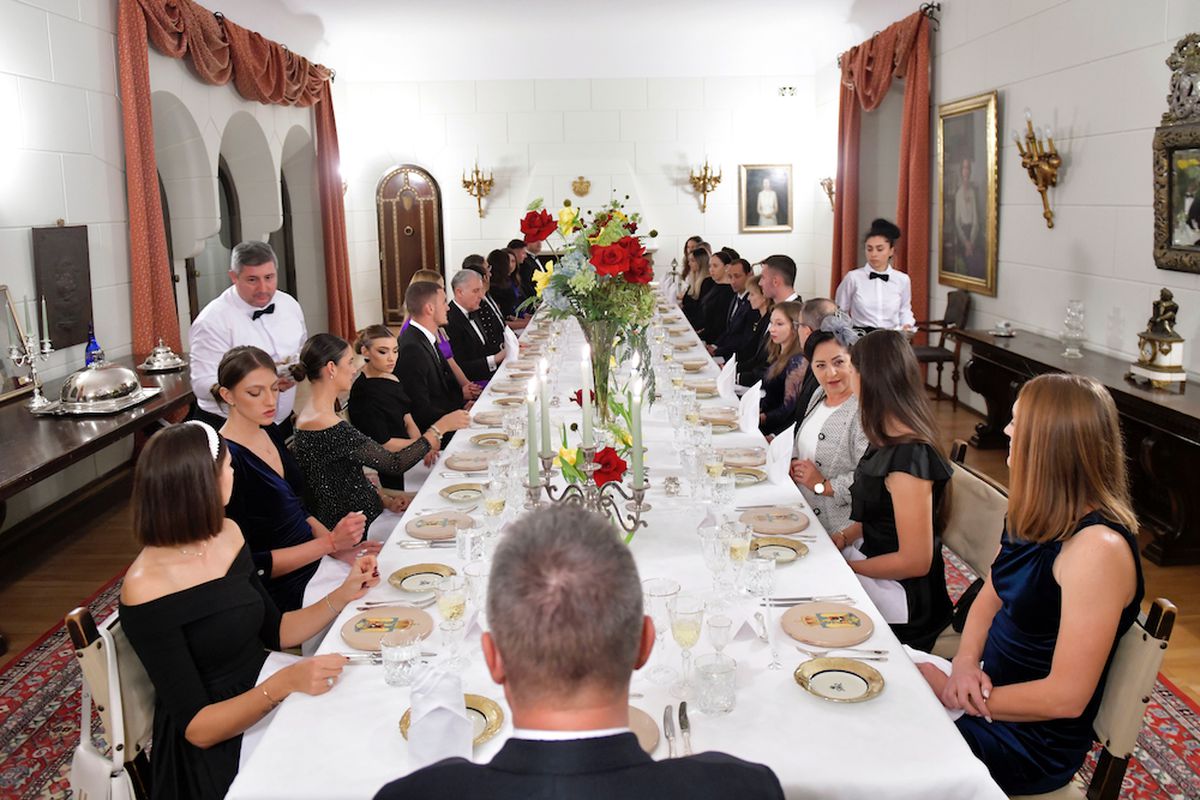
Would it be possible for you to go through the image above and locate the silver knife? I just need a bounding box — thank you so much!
[663,705,676,758]
[678,702,693,755]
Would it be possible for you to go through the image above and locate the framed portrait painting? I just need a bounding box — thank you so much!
[937,91,999,297]
[739,164,792,233]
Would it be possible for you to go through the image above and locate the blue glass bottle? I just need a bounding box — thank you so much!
[85,323,102,366]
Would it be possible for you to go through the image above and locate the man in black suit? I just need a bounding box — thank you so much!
[462,255,508,346]
[374,506,785,800]
[445,268,506,383]
[790,298,839,427]
[395,281,470,435]
[711,258,755,360]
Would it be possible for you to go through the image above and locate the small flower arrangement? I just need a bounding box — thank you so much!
[553,424,629,487]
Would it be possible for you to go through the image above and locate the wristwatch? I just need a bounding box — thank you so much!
[813,481,826,496]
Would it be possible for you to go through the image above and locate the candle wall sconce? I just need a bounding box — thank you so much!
[819,177,835,211]
[462,163,494,218]
[1012,109,1061,228]
[689,161,722,213]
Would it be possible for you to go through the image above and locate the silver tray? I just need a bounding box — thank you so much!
[31,387,163,416]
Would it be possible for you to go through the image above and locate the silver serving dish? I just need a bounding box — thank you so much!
[31,361,162,416]
[137,338,188,373]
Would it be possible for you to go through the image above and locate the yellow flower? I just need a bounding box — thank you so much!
[554,446,578,468]
[612,210,628,222]
[532,261,555,298]
[619,430,633,447]
[558,206,579,236]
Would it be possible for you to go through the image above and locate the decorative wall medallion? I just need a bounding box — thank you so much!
[572,176,591,197]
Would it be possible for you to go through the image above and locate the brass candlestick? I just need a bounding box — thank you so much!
[462,163,494,219]
[689,161,722,213]
[1012,110,1061,229]
[819,177,836,211]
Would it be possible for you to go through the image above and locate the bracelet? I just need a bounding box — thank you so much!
[324,595,339,616]
[261,685,280,709]
[429,424,444,441]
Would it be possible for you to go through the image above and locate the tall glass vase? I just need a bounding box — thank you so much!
[579,318,618,427]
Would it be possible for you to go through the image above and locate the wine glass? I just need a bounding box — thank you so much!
[668,363,685,397]
[698,523,732,600]
[463,560,490,627]
[438,619,468,673]
[745,555,781,670]
[668,592,706,700]
[436,575,468,621]
[641,577,680,684]
[503,411,527,451]
[706,614,733,655]
[482,480,507,537]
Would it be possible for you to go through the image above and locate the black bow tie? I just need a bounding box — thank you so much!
[251,303,276,320]
[869,272,889,282]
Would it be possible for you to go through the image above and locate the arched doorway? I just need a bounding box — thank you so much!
[376,165,444,326]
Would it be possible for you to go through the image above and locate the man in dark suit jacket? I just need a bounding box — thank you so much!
[374,506,785,800]
[445,268,506,383]
[791,298,839,429]
[395,281,469,434]
[711,258,755,360]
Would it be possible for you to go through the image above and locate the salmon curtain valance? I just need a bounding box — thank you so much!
[117,0,356,353]
[830,11,932,325]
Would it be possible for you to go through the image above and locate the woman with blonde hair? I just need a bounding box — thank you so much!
[920,374,1143,796]
[757,300,808,433]
[680,246,713,329]
[398,270,481,400]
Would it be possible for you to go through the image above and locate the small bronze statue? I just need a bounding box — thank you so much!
[1128,287,1186,394]
[1145,288,1182,340]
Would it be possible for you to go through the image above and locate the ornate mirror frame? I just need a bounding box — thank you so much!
[0,285,37,404]
[1153,34,1200,274]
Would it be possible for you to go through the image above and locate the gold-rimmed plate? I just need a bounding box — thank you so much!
[405,511,474,541]
[507,369,535,380]
[719,447,766,467]
[781,602,875,648]
[439,482,486,502]
[493,396,524,408]
[750,536,808,564]
[728,466,767,487]
[740,506,810,535]
[388,562,457,594]
[445,452,491,472]
[490,382,529,396]
[400,694,505,746]
[469,432,508,449]
[794,658,885,703]
[472,410,504,427]
[681,359,708,372]
[629,706,659,753]
[710,422,737,434]
[700,407,738,424]
[340,606,434,651]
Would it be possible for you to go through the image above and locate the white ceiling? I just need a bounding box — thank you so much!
[219,0,918,81]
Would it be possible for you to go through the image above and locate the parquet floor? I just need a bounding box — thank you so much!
[1,403,1197,703]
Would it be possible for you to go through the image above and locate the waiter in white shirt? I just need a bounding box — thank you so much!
[834,218,915,332]
[188,241,307,435]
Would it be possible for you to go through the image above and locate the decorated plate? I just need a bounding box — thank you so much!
[340,606,434,651]
[388,562,456,594]
[750,536,808,564]
[493,396,524,408]
[719,447,766,467]
[405,511,474,541]
[681,359,709,373]
[794,658,884,703]
[506,369,535,380]
[490,382,530,396]
[439,482,486,502]
[739,506,810,536]
[728,466,767,487]
[445,452,491,472]
[781,602,875,648]
[469,432,508,449]
[400,694,505,746]
[629,706,660,753]
[472,410,504,427]
[700,407,738,425]
[710,422,737,434]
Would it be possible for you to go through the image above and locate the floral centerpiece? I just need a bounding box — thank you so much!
[518,197,657,426]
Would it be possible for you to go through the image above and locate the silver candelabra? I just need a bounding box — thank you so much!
[8,333,54,409]
[524,446,649,539]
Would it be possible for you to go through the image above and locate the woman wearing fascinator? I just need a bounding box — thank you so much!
[789,315,869,533]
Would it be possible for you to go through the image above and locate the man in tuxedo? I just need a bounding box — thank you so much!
[395,281,470,434]
[710,258,755,360]
[445,269,506,382]
[374,506,785,800]
[462,255,507,345]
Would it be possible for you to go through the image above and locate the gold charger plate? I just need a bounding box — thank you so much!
[400,694,505,747]
[491,382,529,396]
[629,706,659,753]
[388,562,456,594]
[700,407,738,424]
[750,536,808,564]
[507,369,535,380]
[340,606,434,651]
[439,482,486,502]
[740,506,810,535]
[719,447,766,467]
[781,602,875,648]
[728,466,766,486]
[681,359,708,372]
[405,511,474,541]
[493,396,524,408]
[445,452,491,472]
[794,658,884,703]
[710,422,737,434]
[472,410,504,427]
[469,432,508,449]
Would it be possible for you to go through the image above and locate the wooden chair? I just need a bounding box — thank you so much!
[912,289,971,408]
[932,440,1008,659]
[1009,598,1177,800]
[65,607,155,800]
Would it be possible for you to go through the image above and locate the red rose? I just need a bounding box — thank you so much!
[615,235,643,256]
[625,259,654,284]
[520,210,556,243]
[590,244,631,276]
[627,221,638,233]
[592,446,628,487]
[569,388,596,407]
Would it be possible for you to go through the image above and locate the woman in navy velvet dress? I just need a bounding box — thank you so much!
[919,374,1143,795]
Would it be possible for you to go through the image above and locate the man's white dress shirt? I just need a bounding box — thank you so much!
[834,265,915,330]
[190,286,307,422]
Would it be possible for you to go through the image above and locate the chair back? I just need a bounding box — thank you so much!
[945,290,971,330]
[942,448,1007,578]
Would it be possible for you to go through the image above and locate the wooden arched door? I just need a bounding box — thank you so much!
[377,165,445,326]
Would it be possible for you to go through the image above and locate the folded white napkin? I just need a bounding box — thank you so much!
[407,667,472,766]
[903,646,964,722]
[766,423,795,484]
[504,327,520,363]
[659,275,675,300]
[717,355,738,404]
[738,381,762,433]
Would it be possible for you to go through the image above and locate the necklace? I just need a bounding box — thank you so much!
[178,541,209,558]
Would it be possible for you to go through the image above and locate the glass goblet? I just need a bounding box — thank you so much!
[641,577,681,684]
[435,575,468,622]
[706,614,734,655]
[437,619,468,673]
[745,554,782,670]
[668,592,706,700]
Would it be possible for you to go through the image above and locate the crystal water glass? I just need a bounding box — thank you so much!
[456,524,485,562]
[706,614,733,654]
[380,627,428,687]
[669,592,706,700]
[438,619,468,672]
[1061,299,1085,358]
[695,653,737,714]
[661,343,675,363]
[641,577,681,684]
[698,524,732,597]
[712,473,736,509]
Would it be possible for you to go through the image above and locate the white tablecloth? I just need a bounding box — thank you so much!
[228,315,1003,800]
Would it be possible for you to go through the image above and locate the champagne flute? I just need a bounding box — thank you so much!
[641,577,680,684]
[669,592,706,700]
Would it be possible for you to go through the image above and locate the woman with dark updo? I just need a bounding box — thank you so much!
[834,218,915,332]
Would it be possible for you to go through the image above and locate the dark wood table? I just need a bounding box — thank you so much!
[0,357,194,655]
[955,329,1200,566]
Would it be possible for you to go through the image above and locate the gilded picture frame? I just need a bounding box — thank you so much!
[936,91,999,297]
[739,164,793,233]
[1152,123,1200,273]
[0,285,37,405]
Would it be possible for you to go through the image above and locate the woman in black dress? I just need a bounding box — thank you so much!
[680,245,713,331]
[486,248,522,321]
[828,330,954,650]
[699,250,735,345]
[348,325,430,491]
[216,346,379,612]
[757,301,808,435]
[120,422,379,800]
[290,334,469,531]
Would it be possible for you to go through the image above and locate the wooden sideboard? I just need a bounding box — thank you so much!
[955,329,1200,566]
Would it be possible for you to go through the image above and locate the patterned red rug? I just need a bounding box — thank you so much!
[1,557,1196,799]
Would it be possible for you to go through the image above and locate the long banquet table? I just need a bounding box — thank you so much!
[228,310,1004,800]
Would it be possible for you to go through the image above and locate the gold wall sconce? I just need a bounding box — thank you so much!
[1012,109,1061,228]
[462,163,494,218]
[819,177,835,211]
[689,160,722,213]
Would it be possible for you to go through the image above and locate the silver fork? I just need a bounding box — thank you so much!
[794,644,889,661]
